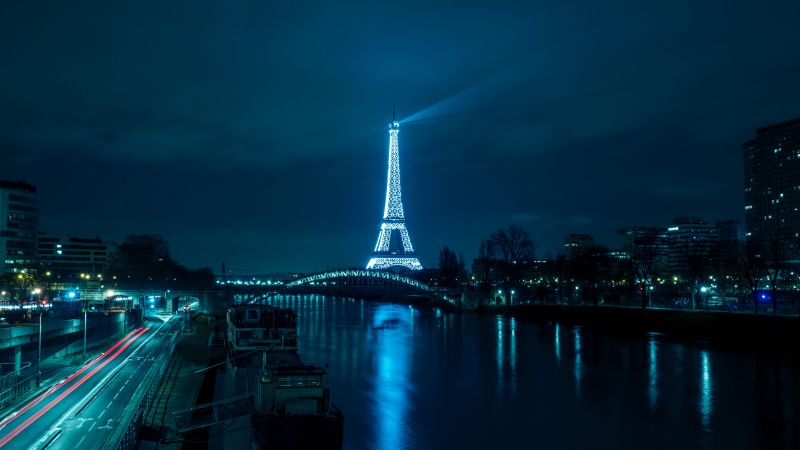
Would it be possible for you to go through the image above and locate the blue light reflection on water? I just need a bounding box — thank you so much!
[554,323,561,362]
[648,336,658,411]
[496,316,504,394]
[700,350,713,431]
[573,326,582,397]
[370,305,414,450]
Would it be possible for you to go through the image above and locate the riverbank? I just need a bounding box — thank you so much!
[480,304,800,353]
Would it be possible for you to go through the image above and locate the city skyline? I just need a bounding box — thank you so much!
[2,1,800,272]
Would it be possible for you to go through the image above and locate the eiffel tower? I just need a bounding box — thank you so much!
[366,110,423,271]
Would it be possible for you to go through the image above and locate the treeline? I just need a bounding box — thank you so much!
[111,234,215,287]
[434,225,800,315]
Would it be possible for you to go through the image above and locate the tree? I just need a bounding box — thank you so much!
[438,246,465,288]
[112,234,214,287]
[761,230,797,315]
[623,233,659,309]
[485,225,535,304]
[570,245,611,306]
[489,225,535,265]
[674,237,715,310]
[739,240,766,314]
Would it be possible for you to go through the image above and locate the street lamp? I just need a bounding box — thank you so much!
[511,290,516,305]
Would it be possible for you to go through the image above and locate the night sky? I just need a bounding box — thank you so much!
[2,1,800,273]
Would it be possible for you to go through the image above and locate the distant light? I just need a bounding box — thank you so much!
[67,291,77,299]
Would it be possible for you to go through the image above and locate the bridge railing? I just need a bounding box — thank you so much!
[0,362,34,408]
[284,269,434,292]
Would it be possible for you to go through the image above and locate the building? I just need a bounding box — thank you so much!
[37,235,116,277]
[744,117,800,259]
[665,217,719,275]
[0,180,39,274]
[716,220,743,243]
[563,234,595,259]
[617,226,668,273]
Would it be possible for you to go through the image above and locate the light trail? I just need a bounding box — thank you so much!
[0,328,142,431]
[0,327,150,448]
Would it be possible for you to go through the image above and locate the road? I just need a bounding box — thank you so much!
[0,313,181,449]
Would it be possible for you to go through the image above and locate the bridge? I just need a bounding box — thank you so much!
[266,270,457,306]
[63,269,458,315]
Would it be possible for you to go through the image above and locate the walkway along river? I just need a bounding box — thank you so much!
[265,295,799,450]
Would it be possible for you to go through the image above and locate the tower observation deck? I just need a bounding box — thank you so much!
[366,113,423,271]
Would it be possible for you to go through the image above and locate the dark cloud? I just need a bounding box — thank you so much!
[1,0,799,271]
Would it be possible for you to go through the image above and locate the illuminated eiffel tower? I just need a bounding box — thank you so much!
[366,110,423,271]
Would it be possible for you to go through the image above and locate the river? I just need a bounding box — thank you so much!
[270,295,799,450]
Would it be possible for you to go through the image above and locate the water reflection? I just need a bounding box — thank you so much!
[554,323,561,362]
[371,305,413,450]
[287,295,799,450]
[496,316,504,393]
[700,350,713,431]
[574,326,582,396]
[648,336,658,411]
[510,317,517,394]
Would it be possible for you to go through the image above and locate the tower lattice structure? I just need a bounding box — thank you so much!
[366,116,423,271]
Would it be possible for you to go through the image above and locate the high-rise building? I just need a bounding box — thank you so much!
[665,217,719,275]
[0,180,39,274]
[563,234,595,259]
[743,117,800,259]
[37,235,116,277]
[716,220,743,243]
[618,226,668,272]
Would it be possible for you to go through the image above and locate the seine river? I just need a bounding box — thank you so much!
[271,295,799,450]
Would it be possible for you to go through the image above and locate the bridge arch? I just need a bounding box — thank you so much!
[284,269,435,293]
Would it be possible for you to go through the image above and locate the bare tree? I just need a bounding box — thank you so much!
[485,226,535,304]
[570,245,611,306]
[674,238,715,310]
[489,225,535,264]
[739,240,766,314]
[761,230,796,315]
[438,246,465,288]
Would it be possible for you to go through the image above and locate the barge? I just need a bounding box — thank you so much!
[227,304,343,450]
